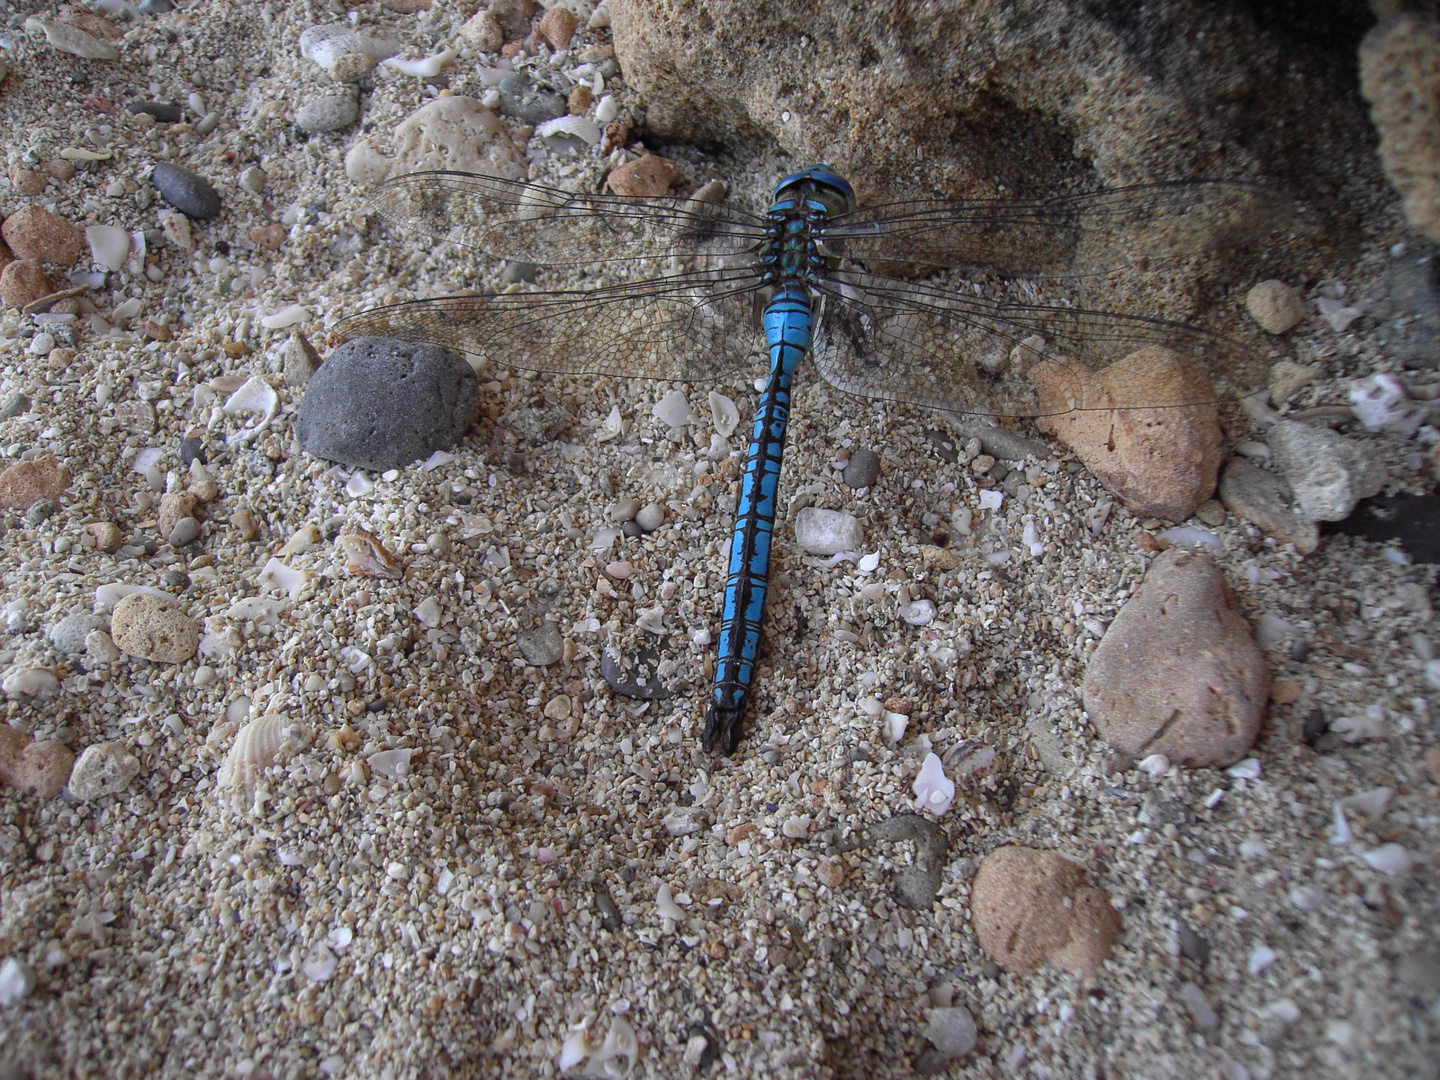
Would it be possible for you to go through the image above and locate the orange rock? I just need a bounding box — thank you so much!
[1031,346,1222,522]
[1,203,84,265]
[0,259,55,309]
[0,456,71,509]
[606,155,681,197]
[970,845,1120,980]
[538,5,578,49]
[85,521,124,553]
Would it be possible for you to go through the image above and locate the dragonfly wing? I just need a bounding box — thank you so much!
[368,171,770,267]
[332,268,768,384]
[809,269,1265,419]
[819,180,1292,278]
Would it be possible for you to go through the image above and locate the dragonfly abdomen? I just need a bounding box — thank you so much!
[703,283,814,754]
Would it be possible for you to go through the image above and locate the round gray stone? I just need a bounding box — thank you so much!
[149,162,222,219]
[296,337,479,471]
[635,502,664,532]
[167,516,201,547]
[843,447,881,489]
[296,89,360,134]
[49,612,103,656]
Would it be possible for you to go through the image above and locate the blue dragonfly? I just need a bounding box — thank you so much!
[332,164,1279,754]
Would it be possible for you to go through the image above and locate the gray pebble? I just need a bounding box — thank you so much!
[620,520,642,539]
[516,623,563,666]
[296,338,479,470]
[25,499,58,525]
[296,89,360,134]
[1177,919,1210,965]
[497,74,567,124]
[178,435,206,468]
[1267,419,1386,522]
[926,428,958,464]
[595,889,622,932]
[0,393,30,421]
[1388,257,1440,369]
[168,516,201,548]
[1396,947,1440,998]
[842,447,880,489]
[138,0,175,12]
[125,101,183,123]
[635,502,664,532]
[49,613,103,656]
[600,642,675,700]
[282,331,322,387]
[501,260,539,284]
[866,813,947,910]
[150,162,222,219]
[157,569,190,591]
[238,166,268,195]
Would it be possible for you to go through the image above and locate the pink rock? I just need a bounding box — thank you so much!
[606,154,681,197]
[0,258,55,309]
[0,455,71,509]
[1081,547,1269,767]
[1,203,84,265]
[970,845,1120,980]
[1031,346,1223,522]
[0,727,74,800]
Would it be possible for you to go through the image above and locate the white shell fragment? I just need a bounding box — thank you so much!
[794,508,863,555]
[222,376,279,446]
[536,115,603,145]
[367,748,414,780]
[596,405,624,442]
[1361,843,1413,874]
[299,24,400,71]
[25,17,119,60]
[913,753,955,816]
[656,883,685,921]
[259,557,306,600]
[922,1005,977,1062]
[383,47,458,77]
[564,1016,638,1077]
[1349,373,1432,438]
[899,599,936,626]
[217,713,310,800]
[2,667,59,699]
[302,943,337,982]
[260,304,309,331]
[708,391,739,437]
[652,389,693,429]
[86,225,130,273]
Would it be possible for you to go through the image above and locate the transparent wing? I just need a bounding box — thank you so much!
[818,180,1292,278]
[368,171,771,268]
[332,268,769,383]
[809,269,1265,418]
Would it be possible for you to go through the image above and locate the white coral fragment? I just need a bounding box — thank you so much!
[913,752,955,816]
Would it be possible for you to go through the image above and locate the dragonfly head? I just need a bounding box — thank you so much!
[772,164,857,217]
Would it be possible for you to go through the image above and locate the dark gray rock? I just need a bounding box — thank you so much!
[178,435,206,468]
[866,813,948,910]
[497,74,568,124]
[296,337,479,470]
[1388,255,1440,369]
[149,163,222,219]
[600,640,676,700]
[126,101,183,122]
[843,447,880,489]
[0,393,29,421]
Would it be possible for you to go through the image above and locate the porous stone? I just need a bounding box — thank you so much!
[970,845,1121,980]
[1,203,83,264]
[1266,419,1386,522]
[110,593,199,663]
[0,258,55,309]
[537,5,578,49]
[606,154,680,196]
[67,741,141,801]
[794,508,863,555]
[1246,279,1305,334]
[1082,548,1269,767]
[1361,14,1440,243]
[49,612,103,655]
[0,727,74,800]
[296,337,480,470]
[0,456,70,510]
[296,88,360,133]
[1031,347,1222,522]
[460,9,505,52]
[391,96,527,178]
[329,52,377,82]
[157,491,201,538]
[85,521,124,553]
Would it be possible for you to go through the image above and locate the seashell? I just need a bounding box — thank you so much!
[421,450,453,471]
[223,375,279,446]
[913,752,955,816]
[708,391,739,437]
[260,557,306,599]
[86,225,130,273]
[596,405,624,442]
[345,472,373,497]
[943,739,996,782]
[366,748,413,780]
[259,304,309,331]
[302,942,336,982]
[277,524,322,557]
[25,17,120,60]
[2,667,59,699]
[656,883,685,921]
[536,114,602,146]
[337,525,404,580]
[217,713,310,797]
[652,389,692,429]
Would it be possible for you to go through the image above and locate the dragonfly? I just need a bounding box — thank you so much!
[332,164,1282,755]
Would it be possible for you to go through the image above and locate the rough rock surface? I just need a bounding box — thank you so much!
[296,337,480,470]
[1361,14,1440,243]
[1266,419,1386,522]
[0,727,74,800]
[1031,347,1223,522]
[1218,456,1319,554]
[1082,548,1269,767]
[970,845,1121,980]
[110,593,200,663]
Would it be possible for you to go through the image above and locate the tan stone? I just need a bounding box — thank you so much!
[1,203,83,264]
[110,593,199,663]
[0,456,70,509]
[605,154,680,197]
[0,258,55,309]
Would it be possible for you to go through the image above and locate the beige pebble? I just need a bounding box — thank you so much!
[1426,746,1440,784]
[85,521,124,553]
[68,741,141,801]
[157,491,201,538]
[1268,359,1319,404]
[232,505,259,542]
[1245,279,1304,334]
[7,163,46,195]
[0,727,74,800]
[330,52,378,82]
[110,593,200,663]
[459,8,504,52]
[606,155,680,197]
[970,845,1121,980]
[0,455,71,510]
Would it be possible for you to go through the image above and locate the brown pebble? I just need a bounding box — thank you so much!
[537,5,578,49]
[0,455,71,510]
[110,593,200,663]
[1426,747,1440,784]
[141,319,172,342]
[7,163,46,195]
[1270,679,1302,705]
[187,478,220,503]
[568,85,593,114]
[1217,457,1319,555]
[0,258,55,308]
[1081,548,1269,767]
[232,505,259,542]
[1,203,84,265]
[223,341,250,358]
[249,222,288,251]
[970,845,1121,980]
[816,857,846,888]
[459,8,504,51]
[85,521,124,553]
[381,0,431,9]
[606,155,681,197]
[157,492,202,539]
[42,159,76,182]
[725,822,759,846]
[329,52,378,82]
[48,347,74,369]
[1245,279,1305,334]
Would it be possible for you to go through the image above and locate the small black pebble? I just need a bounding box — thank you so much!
[178,436,206,468]
[126,101,184,123]
[1302,707,1327,746]
[136,535,159,555]
[158,570,190,591]
[1290,639,1312,662]
[1177,919,1210,965]
[595,889,622,932]
[620,520,642,538]
[926,428,958,464]
[842,447,881,489]
[366,699,386,712]
[979,960,1001,979]
[149,162,222,220]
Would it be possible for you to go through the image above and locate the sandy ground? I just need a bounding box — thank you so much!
[0,3,1438,1079]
